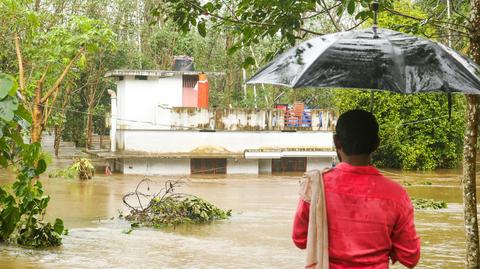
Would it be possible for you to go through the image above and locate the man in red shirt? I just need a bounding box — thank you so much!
[293,109,420,268]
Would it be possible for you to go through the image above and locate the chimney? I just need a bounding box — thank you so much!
[172,56,195,71]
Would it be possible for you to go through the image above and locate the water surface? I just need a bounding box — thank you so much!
[0,165,472,268]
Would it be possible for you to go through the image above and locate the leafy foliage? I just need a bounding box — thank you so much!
[48,168,77,180]
[412,197,447,210]
[0,74,64,247]
[70,158,95,180]
[334,90,465,170]
[49,157,95,180]
[128,196,231,227]
[124,179,231,228]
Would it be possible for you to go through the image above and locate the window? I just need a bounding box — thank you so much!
[134,75,148,80]
[191,158,227,175]
[272,157,307,174]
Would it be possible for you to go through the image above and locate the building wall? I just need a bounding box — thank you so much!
[306,157,334,171]
[120,130,333,153]
[121,158,258,175]
[117,157,332,176]
[259,159,272,174]
[116,76,183,129]
[227,159,259,174]
[122,158,190,175]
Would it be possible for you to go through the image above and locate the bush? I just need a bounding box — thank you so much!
[70,158,95,180]
[48,168,76,179]
[412,198,447,210]
[48,158,95,180]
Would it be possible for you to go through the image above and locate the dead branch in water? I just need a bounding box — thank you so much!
[122,178,190,212]
[122,178,231,227]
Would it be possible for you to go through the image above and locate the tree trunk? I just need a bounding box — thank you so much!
[53,124,62,157]
[463,95,480,269]
[86,109,93,150]
[31,88,43,143]
[225,33,234,107]
[464,1,480,267]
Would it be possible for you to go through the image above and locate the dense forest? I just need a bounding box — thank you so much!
[0,0,474,171]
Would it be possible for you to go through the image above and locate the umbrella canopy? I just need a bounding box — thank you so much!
[247,28,480,94]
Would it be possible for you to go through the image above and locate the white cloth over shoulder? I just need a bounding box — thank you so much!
[298,169,329,269]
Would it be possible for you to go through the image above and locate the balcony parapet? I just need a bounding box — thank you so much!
[167,107,336,131]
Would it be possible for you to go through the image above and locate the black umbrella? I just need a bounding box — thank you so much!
[247,28,480,95]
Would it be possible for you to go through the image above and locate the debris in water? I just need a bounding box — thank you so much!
[411,198,447,210]
[123,178,231,228]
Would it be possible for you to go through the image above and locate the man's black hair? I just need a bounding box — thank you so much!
[335,109,379,155]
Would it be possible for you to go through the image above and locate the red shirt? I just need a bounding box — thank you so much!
[292,163,420,268]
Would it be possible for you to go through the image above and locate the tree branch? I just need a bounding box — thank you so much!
[41,47,85,103]
[345,18,367,31]
[188,0,324,36]
[43,84,60,123]
[14,33,26,97]
[318,0,341,31]
[451,2,471,24]
[385,7,471,34]
[301,3,341,20]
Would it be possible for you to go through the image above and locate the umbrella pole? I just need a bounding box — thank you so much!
[463,94,480,268]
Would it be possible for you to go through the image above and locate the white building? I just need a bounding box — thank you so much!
[101,69,337,176]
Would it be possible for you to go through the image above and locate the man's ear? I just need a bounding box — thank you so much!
[333,135,341,149]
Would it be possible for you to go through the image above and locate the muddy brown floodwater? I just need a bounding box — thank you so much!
[0,163,474,269]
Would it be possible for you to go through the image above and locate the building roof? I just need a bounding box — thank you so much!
[92,147,336,160]
[94,150,243,159]
[244,147,337,159]
[105,69,225,78]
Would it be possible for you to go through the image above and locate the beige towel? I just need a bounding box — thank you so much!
[299,170,329,269]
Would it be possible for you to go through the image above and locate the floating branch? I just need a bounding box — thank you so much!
[123,178,231,228]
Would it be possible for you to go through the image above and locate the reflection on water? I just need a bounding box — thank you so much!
[0,166,472,269]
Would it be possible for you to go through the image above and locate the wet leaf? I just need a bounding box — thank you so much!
[53,218,64,234]
[35,159,47,175]
[227,43,242,55]
[347,0,356,15]
[0,74,16,99]
[0,205,20,238]
[0,96,18,122]
[197,20,206,37]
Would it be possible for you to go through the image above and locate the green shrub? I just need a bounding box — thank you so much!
[412,198,447,210]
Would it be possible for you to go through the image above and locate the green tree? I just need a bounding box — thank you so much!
[4,0,115,143]
[0,73,64,247]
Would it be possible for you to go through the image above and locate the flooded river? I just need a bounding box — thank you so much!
[0,164,471,268]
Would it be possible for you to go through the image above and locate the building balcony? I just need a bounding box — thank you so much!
[116,107,336,132]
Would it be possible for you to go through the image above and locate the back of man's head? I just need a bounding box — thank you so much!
[335,109,379,155]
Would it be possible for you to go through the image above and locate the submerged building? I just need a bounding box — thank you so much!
[101,63,337,175]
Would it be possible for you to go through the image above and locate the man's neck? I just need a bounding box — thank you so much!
[342,155,372,166]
